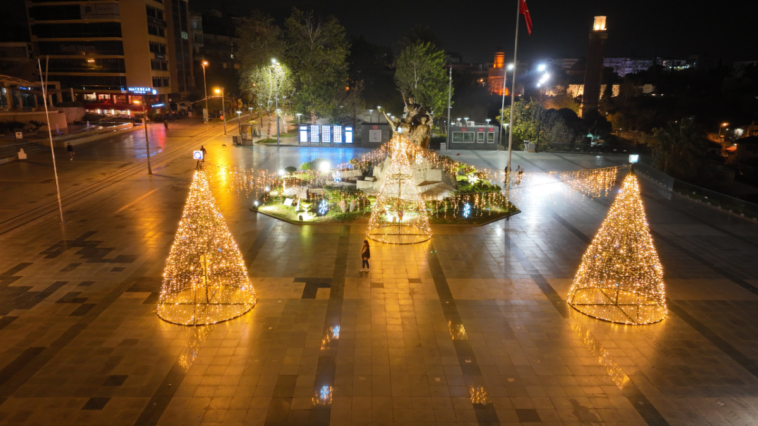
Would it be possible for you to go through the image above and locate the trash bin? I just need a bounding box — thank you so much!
[440,142,446,151]
[232,136,239,145]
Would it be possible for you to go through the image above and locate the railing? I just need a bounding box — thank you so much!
[635,162,758,220]
[531,142,651,155]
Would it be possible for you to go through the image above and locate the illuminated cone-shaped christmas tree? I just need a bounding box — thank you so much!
[567,169,666,325]
[367,136,432,244]
[157,170,257,325]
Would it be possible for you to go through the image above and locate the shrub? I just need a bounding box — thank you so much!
[285,166,297,175]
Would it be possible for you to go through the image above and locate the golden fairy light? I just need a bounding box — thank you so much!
[157,171,257,326]
[448,321,468,340]
[469,386,490,405]
[320,325,340,350]
[367,136,432,244]
[554,166,619,199]
[567,169,666,325]
[178,325,212,371]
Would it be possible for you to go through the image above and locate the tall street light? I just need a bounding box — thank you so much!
[719,122,729,139]
[134,100,152,174]
[237,110,242,135]
[202,60,209,123]
[215,88,226,135]
[369,109,374,122]
[270,58,280,147]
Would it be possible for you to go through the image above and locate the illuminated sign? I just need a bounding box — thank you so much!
[629,154,639,163]
[299,125,308,143]
[193,150,203,160]
[345,126,353,144]
[127,87,153,94]
[310,125,319,143]
[151,103,164,107]
[333,125,342,143]
[321,125,331,143]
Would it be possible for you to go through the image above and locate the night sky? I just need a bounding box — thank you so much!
[193,0,756,64]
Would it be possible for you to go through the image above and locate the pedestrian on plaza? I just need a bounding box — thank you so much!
[360,240,371,272]
[200,145,206,162]
[164,121,169,131]
[66,143,75,161]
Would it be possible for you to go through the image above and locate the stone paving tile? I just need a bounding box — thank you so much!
[1,125,758,425]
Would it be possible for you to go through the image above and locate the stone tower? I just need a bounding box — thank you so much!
[581,16,607,117]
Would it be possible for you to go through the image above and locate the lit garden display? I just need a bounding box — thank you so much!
[566,168,667,325]
[157,171,257,326]
[367,137,432,244]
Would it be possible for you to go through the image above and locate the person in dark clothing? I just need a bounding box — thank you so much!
[200,145,207,162]
[164,121,169,131]
[66,143,75,160]
[360,240,371,272]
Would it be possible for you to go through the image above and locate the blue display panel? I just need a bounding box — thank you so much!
[345,126,353,143]
[333,125,343,143]
[310,124,320,143]
[321,125,331,143]
[299,125,308,143]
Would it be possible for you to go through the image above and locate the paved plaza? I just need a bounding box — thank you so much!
[1,120,758,426]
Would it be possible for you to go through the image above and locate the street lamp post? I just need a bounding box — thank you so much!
[237,110,242,135]
[269,59,281,147]
[377,106,382,121]
[369,109,373,123]
[202,60,209,123]
[719,122,729,139]
[134,100,152,174]
[296,113,302,125]
[215,88,226,135]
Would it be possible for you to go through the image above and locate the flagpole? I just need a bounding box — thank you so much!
[506,0,520,195]
[38,56,65,224]
[498,59,507,152]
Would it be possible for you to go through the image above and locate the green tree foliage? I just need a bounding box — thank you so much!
[642,117,709,179]
[247,62,294,117]
[284,8,350,118]
[497,99,577,147]
[236,12,286,107]
[394,42,449,115]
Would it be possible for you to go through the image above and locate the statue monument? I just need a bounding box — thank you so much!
[384,95,433,149]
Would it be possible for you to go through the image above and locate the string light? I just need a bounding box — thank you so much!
[448,321,468,340]
[567,169,666,325]
[157,171,257,326]
[367,136,433,244]
[469,386,490,405]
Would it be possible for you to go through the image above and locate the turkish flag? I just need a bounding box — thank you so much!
[520,0,533,35]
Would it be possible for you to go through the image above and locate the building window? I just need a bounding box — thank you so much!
[181,31,188,40]
[48,58,126,73]
[83,93,96,101]
[28,5,81,20]
[31,22,122,38]
[152,76,169,87]
[146,5,164,20]
[113,95,127,104]
[148,24,165,37]
[149,41,167,54]
[150,59,168,71]
[98,94,111,103]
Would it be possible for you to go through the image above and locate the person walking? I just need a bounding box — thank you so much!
[164,121,169,131]
[360,240,371,272]
[66,143,75,161]
[200,145,207,162]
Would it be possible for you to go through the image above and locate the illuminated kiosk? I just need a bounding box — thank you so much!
[367,136,432,244]
[567,165,666,325]
[157,171,257,325]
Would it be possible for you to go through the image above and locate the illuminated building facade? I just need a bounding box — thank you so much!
[581,16,607,117]
[23,0,194,116]
[488,51,508,96]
